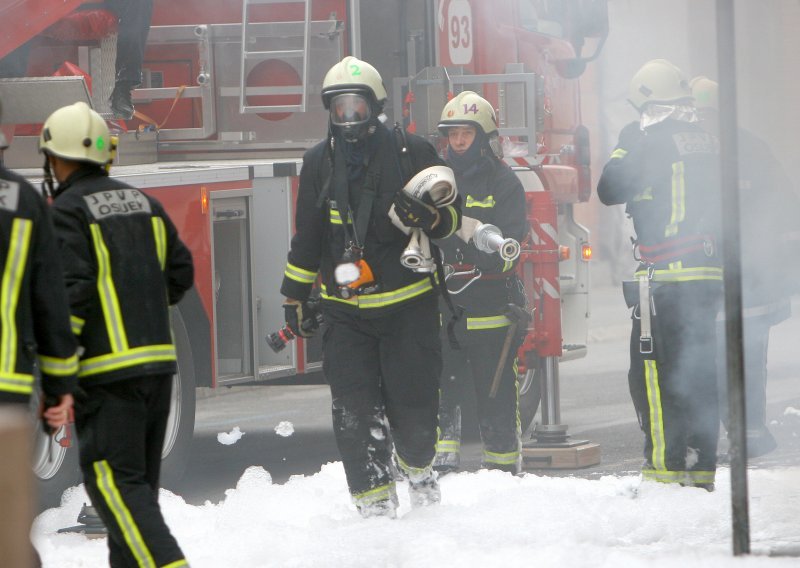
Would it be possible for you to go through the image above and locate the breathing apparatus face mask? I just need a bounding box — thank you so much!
[330,93,372,143]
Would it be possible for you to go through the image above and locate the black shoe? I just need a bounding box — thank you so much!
[110,85,135,120]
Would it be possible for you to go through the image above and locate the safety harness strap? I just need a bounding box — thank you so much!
[638,274,653,354]
[638,234,715,264]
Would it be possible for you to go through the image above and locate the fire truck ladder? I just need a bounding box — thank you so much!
[239,0,311,114]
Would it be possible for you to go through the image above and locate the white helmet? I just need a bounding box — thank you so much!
[628,59,693,112]
[690,76,718,111]
[321,56,387,110]
[437,91,498,136]
[39,101,112,166]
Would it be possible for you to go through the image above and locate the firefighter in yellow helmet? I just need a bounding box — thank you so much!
[598,60,723,490]
[691,76,800,458]
[433,91,528,474]
[280,56,462,518]
[40,101,194,566]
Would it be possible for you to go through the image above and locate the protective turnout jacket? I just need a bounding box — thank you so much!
[597,119,722,281]
[437,155,528,327]
[0,166,78,403]
[281,124,461,317]
[51,168,194,386]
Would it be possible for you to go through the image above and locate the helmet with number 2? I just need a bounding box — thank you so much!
[438,91,498,137]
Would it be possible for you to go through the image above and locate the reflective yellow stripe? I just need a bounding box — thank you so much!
[687,470,716,484]
[353,482,396,506]
[465,195,495,208]
[642,469,686,483]
[1,219,32,375]
[284,263,318,284]
[79,344,176,378]
[329,209,351,225]
[161,560,189,568]
[436,439,460,454]
[38,353,79,377]
[610,148,628,160]
[634,266,723,282]
[90,224,128,352]
[93,460,156,568]
[442,205,459,237]
[644,360,666,471]
[502,259,514,272]
[320,277,434,309]
[71,315,85,335]
[483,449,520,465]
[151,217,167,270]
[665,161,685,237]
[467,315,511,331]
[396,455,433,477]
[0,372,34,394]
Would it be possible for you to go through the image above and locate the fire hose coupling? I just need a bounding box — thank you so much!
[457,216,521,262]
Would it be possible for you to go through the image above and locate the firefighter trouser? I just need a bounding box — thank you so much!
[106,0,155,85]
[628,281,721,487]
[322,295,441,500]
[437,325,521,472]
[75,374,187,568]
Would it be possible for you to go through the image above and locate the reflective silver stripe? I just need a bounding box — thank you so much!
[38,353,79,376]
[1,219,31,375]
[635,266,723,282]
[467,315,511,330]
[93,460,156,568]
[0,372,34,394]
[79,344,176,378]
[90,224,128,352]
[151,217,166,270]
[284,263,317,284]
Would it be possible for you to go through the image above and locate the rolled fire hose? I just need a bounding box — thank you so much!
[389,165,458,273]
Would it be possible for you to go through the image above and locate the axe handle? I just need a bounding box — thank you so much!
[489,321,518,398]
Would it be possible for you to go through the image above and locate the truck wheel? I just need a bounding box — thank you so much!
[518,357,543,436]
[160,309,196,488]
[32,403,82,510]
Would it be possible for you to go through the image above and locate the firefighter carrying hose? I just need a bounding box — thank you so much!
[691,76,800,458]
[40,102,193,566]
[279,56,462,518]
[597,60,723,490]
[432,92,528,474]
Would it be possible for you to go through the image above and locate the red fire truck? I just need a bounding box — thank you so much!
[0,0,607,505]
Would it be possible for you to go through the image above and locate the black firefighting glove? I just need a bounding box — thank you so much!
[393,191,441,233]
[283,299,318,338]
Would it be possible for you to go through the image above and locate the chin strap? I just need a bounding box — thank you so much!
[41,157,56,199]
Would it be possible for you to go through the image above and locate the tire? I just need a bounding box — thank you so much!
[32,394,82,510]
[160,308,196,488]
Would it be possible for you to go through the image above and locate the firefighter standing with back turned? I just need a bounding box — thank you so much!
[432,92,528,474]
[280,56,462,518]
[691,76,800,458]
[39,101,194,567]
[597,59,723,490]
[0,96,78,568]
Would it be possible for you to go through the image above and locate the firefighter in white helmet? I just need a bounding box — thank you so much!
[40,101,193,565]
[432,91,528,474]
[279,56,462,518]
[598,60,723,490]
[691,76,800,458]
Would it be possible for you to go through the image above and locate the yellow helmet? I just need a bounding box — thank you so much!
[321,56,387,110]
[690,76,718,111]
[628,59,693,112]
[438,91,498,136]
[39,102,111,166]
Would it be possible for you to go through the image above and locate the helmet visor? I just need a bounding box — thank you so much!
[330,93,371,127]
